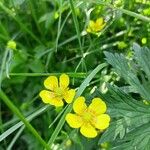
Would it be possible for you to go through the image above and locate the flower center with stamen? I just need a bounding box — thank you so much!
[82,109,93,123]
[55,87,64,97]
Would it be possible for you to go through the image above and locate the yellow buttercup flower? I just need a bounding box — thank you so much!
[65,97,110,138]
[39,74,76,107]
[87,18,106,34]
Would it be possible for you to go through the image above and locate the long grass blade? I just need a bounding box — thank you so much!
[0,90,49,149]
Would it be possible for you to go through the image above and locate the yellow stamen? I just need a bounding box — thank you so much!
[82,109,95,123]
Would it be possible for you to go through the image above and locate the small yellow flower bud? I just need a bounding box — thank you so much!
[65,139,72,147]
[141,37,147,44]
[7,40,16,50]
[143,100,149,105]
[54,12,59,19]
[117,41,127,49]
[101,142,109,148]
[100,142,110,150]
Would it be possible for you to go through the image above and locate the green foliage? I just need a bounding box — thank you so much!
[98,44,150,150]
[0,0,150,149]
[105,43,150,100]
[97,86,150,149]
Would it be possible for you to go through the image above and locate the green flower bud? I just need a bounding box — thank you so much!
[7,40,16,50]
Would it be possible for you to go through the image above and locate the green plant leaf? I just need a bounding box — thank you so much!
[104,44,150,100]
[97,85,150,150]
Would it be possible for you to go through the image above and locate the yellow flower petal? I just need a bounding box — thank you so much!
[63,89,76,103]
[66,113,83,128]
[39,90,63,106]
[87,18,105,33]
[89,20,95,28]
[80,123,97,138]
[86,28,92,33]
[97,23,106,31]
[51,98,64,107]
[96,18,103,26]
[73,96,87,115]
[94,114,110,130]
[39,90,55,103]
[87,20,95,33]
[59,74,69,89]
[89,98,107,115]
[44,76,58,91]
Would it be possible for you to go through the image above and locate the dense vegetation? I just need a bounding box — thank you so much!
[0,0,150,150]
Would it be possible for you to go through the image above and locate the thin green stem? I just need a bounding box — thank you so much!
[45,105,72,150]
[9,72,86,78]
[95,1,150,22]
[39,35,78,57]
[69,0,83,54]
[49,105,68,129]
[0,105,50,141]
[0,90,49,150]
[55,0,63,52]
[55,11,71,52]
[118,8,150,22]
[28,0,43,36]
[0,48,9,88]
[0,48,9,149]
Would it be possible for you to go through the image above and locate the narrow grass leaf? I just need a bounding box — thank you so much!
[0,92,49,150]
[0,105,49,141]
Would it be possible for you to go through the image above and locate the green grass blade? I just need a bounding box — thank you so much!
[46,63,107,148]
[49,105,68,129]
[9,72,86,78]
[0,2,42,44]
[27,0,43,37]
[7,126,25,150]
[0,48,9,88]
[118,8,150,22]
[0,90,49,149]
[94,1,150,22]
[69,0,83,54]
[55,0,63,52]
[0,105,49,141]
